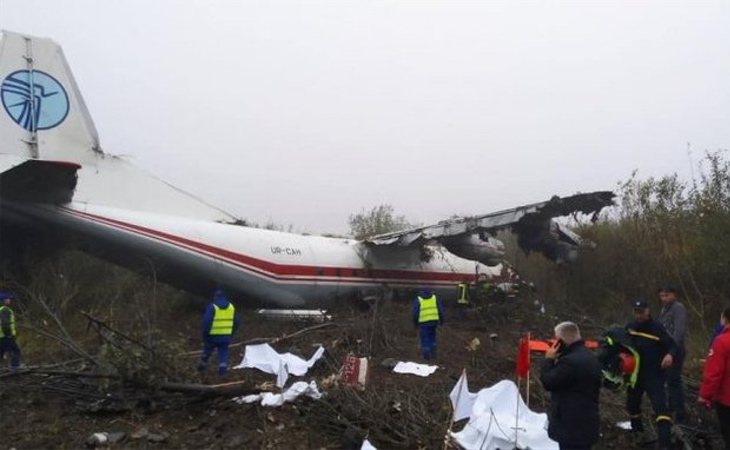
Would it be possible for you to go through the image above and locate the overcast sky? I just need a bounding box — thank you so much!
[2,1,729,234]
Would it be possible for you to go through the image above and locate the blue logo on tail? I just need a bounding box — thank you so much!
[1,70,69,131]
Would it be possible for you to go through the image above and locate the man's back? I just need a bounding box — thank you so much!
[541,341,602,447]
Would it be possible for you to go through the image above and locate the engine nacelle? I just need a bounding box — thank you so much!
[442,234,504,266]
[515,220,580,263]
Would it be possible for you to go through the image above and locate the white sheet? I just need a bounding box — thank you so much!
[234,343,326,387]
[450,379,558,450]
[361,439,377,450]
[233,381,323,407]
[392,361,438,377]
[449,370,477,422]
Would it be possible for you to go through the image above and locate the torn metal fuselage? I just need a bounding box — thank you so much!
[511,192,615,263]
[441,233,505,266]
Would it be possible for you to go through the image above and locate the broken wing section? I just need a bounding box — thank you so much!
[366,191,615,265]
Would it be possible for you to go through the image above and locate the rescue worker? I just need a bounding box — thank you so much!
[598,327,640,392]
[197,289,240,377]
[657,283,688,422]
[625,299,677,449]
[456,281,470,320]
[0,292,22,370]
[412,289,444,360]
[540,321,602,450]
[699,306,730,449]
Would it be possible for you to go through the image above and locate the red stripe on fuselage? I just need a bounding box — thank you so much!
[59,207,475,285]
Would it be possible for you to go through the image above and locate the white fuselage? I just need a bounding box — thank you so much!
[12,201,500,307]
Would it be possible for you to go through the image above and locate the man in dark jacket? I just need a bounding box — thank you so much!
[197,289,240,378]
[540,321,602,450]
[626,299,677,450]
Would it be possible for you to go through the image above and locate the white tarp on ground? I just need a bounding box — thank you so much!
[449,371,478,422]
[233,381,323,407]
[234,344,326,387]
[392,361,439,377]
[450,379,558,450]
[361,439,377,450]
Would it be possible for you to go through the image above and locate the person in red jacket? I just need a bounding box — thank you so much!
[699,306,730,449]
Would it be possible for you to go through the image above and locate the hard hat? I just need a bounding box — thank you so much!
[619,353,636,376]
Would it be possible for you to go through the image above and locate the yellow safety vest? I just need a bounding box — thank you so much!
[210,303,235,336]
[457,283,470,305]
[418,295,440,323]
[0,305,16,337]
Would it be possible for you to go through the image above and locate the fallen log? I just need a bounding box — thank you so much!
[159,380,257,397]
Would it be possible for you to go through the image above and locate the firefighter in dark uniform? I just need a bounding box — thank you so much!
[625,299,677,449]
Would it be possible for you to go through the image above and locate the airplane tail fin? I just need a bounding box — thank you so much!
[0,30,101,163]
[0,31,238,221]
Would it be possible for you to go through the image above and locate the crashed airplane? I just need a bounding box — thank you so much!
[0,31,614,307]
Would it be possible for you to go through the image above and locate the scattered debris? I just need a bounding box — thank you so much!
[84,432,125,447]
[257,309,332,323]
[146,432,169,443]
[392,361,438,377]
[466,337,481,352]
[343,354,369,387]
[379,357,398,369]
[232,380,323,407]
[130,428,150,440]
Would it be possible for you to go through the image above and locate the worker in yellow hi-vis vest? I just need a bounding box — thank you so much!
[197,289,240,377]
[412,289,445,360]
[0,292,22,370]
[456,281,470,320]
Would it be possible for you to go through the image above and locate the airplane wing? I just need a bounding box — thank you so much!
[366,191,615,264]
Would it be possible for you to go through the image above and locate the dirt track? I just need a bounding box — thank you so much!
[0,296,722,449]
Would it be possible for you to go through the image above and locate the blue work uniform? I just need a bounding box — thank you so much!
[0,304,21,369]
[412,293,444,360]
[197,290,240,376]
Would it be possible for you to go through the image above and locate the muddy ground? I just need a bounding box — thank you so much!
[0,295,723,449]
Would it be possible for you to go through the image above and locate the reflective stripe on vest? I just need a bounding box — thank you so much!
[0,306,16,338]
[210,304,235,335]
[457,283,470,304]
[628,330,660,341]
[418,295,440,323]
